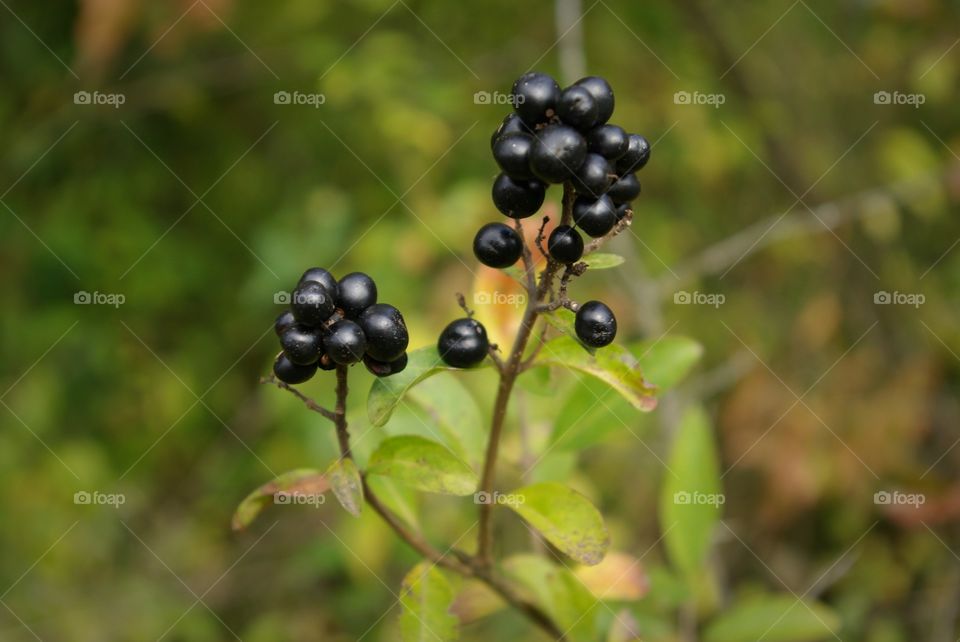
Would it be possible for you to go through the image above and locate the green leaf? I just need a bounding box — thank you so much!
[367,435,478,495]
[506,482,609,565]
[232,468,328,531]
[399,561,459,641]
[582,252,625,270]
[548,377,649,451]
[450,580,505,624]
[503,554,598,641]
[658,405,722,580]
[406,373,486,470]
[703,595,840,642]
[368,346,489,427]
[633,335,703,390]
[541,307,580,344]
[535,335,657,411]
[326,458,363,517]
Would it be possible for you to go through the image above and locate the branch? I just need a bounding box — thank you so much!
[260,375,337,422]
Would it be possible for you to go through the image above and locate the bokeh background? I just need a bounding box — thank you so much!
[2,0,959,640]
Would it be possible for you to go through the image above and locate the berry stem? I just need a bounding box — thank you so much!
[259,375,337,422]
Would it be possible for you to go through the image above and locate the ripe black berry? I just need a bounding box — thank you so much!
[492,132,535,180]
[298,267,339,301]
[490,113,530,149]
[615,134,650,175]
[572,153,612,198]
[317,353,337,371]
[615,202,632,221]
[548,225,584,264]
[291,280,335,326]
[530,125,587,184]
[280,324,323,365]
[337,272,377,318]
[363,352,408,377]
[274,309,295,337]
[438,318,489,368]
[575,300,617,348]
[273,352,317,384]
[557,85,598,130]
[573,76,615,125]
[586,124,629,160]
[573,194,617,238]
[511,72,561,126]
[323,320,367,364]
[359,303,409,362]
[606,173,641,204]
[492,173,546,219]
[473,222,523,268]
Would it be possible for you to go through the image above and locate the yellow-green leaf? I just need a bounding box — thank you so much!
[503,554,599,641]
[582,252,625,270]
[703,595,841,642]
[231,468,328,531]
[367,435,478,495]
[399,561,459,641]
[633,335,703,390]
[326,457,363,517]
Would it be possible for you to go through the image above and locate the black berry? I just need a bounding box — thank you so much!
[274,309,295,337]
[548,225,584,263]
[529,124,587,184]
[317,353,337,371]
[359,303,409,362]
[298,267,339,302]
[492,173,546,219]
[280,324,323,365]
[490,113,530,150]
[573,76,615,125]
[492,132,535,180]
[586,124,629,160]
[607,173,641,204]
[337,272,377,318]
[615,203,632,221]
[572,194,617,238]
[473,222,523,268]
[615,134,650,175]
[511,71,561,126]
[291,280,335,326]
[572,153,612,198]
[273,352,317,384]
[323,320,367,364]
[363,352,408,377]
[557,85,598,130]
[575,301,617,348]
[438,318,489,368]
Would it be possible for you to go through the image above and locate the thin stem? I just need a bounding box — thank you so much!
[260,375,337,421]
[333,365,351,458]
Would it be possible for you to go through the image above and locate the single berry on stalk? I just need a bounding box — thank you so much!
[615,134,650,175]
[359,303,409,362]
[492,173,546,218]
[323,320,367,364]
[575,300,617,348]
[529,124,587,184]
[573,76,615,124]
[274,309,296,337]
[291,280,335,326]
[586,124,629,160]
[511,71,561,126]
[606,173,641,204]
[363,352,408,377]
[273,352,317,384]
[548,225,584,264]
[572,194,617,238]
[298,267,339,301]
[473,222,523,268]
[438,318,490,368]
[493,133,535,180]
[280,324,323,365]
[572,153,612,198]
[557,85,598,130]
[337,272,377,318]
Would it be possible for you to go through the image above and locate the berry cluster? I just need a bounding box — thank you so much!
[272,268,409,383]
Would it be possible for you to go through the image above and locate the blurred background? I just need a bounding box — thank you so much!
[1,0,959,640]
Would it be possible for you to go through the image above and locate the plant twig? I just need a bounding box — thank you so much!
[584,208,632,254]
[260,375,337,422]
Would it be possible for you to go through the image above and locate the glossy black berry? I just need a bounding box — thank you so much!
[298,267,339,302]
[615,202,632,221]
[575,301,617,348]
[280,324,323,365]
[359,303,409,362]
[586,124,629,160]
[337,272,377,318]
[273,352,317,384]
[492,132,535,180]
[363,352,408,377]
[511,72,561,126]
[317,352,337,371]
[492,173,546,219]
[557,85,598,130]
[615,134,650,175]
[572,153,612,198]
[490,113,530,150]
[572,194,617,238]
[548,225,584,264]
[438,318,489,368]
[473,222,523,268]
[529,124,587,184]
[323,320,367,364]
[291,280,335,326]
[573,76,615,125]
[274,309,296,337]
[607,173,641,204]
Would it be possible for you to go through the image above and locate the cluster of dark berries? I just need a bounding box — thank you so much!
[272,268,409,384]
[476,72,649,271]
